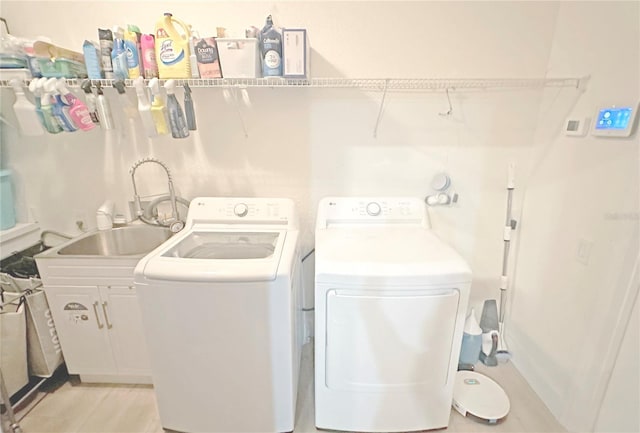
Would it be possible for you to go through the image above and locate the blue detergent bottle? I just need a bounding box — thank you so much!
[459,308,483,368]
[260,15,282,77]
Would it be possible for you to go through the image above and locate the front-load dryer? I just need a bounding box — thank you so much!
[314,197,472,432]
[134,197,303,433]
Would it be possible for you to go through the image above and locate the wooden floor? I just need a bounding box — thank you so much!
[10,343,565,433]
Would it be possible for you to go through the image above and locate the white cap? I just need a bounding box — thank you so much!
[464,309,482,336]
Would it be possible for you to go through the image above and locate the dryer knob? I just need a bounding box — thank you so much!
[366,202,382,216]
[234,203,249,217]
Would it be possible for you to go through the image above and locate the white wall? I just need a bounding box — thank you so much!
[594,295,640,433]
[508,1,640,432]
[1,2,637,431]
[0,1,563,314]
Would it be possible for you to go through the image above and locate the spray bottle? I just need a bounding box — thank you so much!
[189,27,200,79]
[27,78,47,131]
[9,79,44,136]
[133,76,157,137]
[55,79,95,131]
[164,79,189,138]
[46,77,77,132]
[95,82,115,130]
[148,78,169,135]
[183,83,196,130]
[80,80,101,126]
[114,80,138,120]
[38,78,62,134]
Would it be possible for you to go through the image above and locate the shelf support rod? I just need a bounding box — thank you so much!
[438,87,454,117]
[373,79,389,138]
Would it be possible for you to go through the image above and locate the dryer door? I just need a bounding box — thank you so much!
[325,288,460,391]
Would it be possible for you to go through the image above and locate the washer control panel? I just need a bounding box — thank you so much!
[318,197,428,227]
[186,197,296,226]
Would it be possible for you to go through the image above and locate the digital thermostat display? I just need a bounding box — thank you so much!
[592,103,639,137]
[595,107,633,130]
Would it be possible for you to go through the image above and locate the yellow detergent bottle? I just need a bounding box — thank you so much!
[155,12,191,78]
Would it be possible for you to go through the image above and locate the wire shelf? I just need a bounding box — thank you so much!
[0,76,585,91]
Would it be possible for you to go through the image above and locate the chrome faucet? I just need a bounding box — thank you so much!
[130,157,185,233]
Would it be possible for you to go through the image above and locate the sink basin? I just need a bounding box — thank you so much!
[55,226,172,257]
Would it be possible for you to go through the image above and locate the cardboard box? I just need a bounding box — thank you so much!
[282,29,310,79]
[216,38,260,78]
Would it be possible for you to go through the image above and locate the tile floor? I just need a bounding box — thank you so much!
[9,342,565,433]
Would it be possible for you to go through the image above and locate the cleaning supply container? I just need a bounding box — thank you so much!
[459,308,482,367]
[155,13,191,79]
[217,38,260,78]
[0,170,17,230]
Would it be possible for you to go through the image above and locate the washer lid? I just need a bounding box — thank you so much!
[315,226,471,284]
[138,229,288,282]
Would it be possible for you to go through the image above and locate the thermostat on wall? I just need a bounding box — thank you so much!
[591,103,639,137]
[564,117,590,136]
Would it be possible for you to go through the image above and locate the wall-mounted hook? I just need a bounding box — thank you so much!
[438,87,453,117]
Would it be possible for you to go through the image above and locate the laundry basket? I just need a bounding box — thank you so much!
[0,292,28,397]
[24,289,64,377]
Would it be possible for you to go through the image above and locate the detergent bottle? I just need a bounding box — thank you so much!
[140,34,159,79]
[260,15,282,77]
[459,308,483,368]
[124,25,143,79]
[155,12,191,79]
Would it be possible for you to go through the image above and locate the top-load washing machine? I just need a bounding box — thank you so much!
[315,197,472,432]
[134,197,303,433]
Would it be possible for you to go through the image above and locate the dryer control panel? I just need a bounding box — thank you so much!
[317,197,429,228]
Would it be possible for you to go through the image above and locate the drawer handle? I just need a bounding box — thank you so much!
[102,302,113,329]
[93,302,104,329]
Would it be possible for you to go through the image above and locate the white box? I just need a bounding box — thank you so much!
[282,29,310,79]
[216,38,260,78]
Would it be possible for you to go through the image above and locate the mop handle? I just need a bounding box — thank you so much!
[500,163,516,323]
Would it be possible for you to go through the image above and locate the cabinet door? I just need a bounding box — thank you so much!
[43,286,116,375]
[99,285,151,375]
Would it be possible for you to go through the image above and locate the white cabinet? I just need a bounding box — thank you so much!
[100,285,151,376]
[44,283,151,383]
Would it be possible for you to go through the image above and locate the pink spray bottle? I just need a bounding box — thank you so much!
[55,79,95,131]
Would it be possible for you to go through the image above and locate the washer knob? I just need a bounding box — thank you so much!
[366,202,382,216]
[234,203,249,217]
